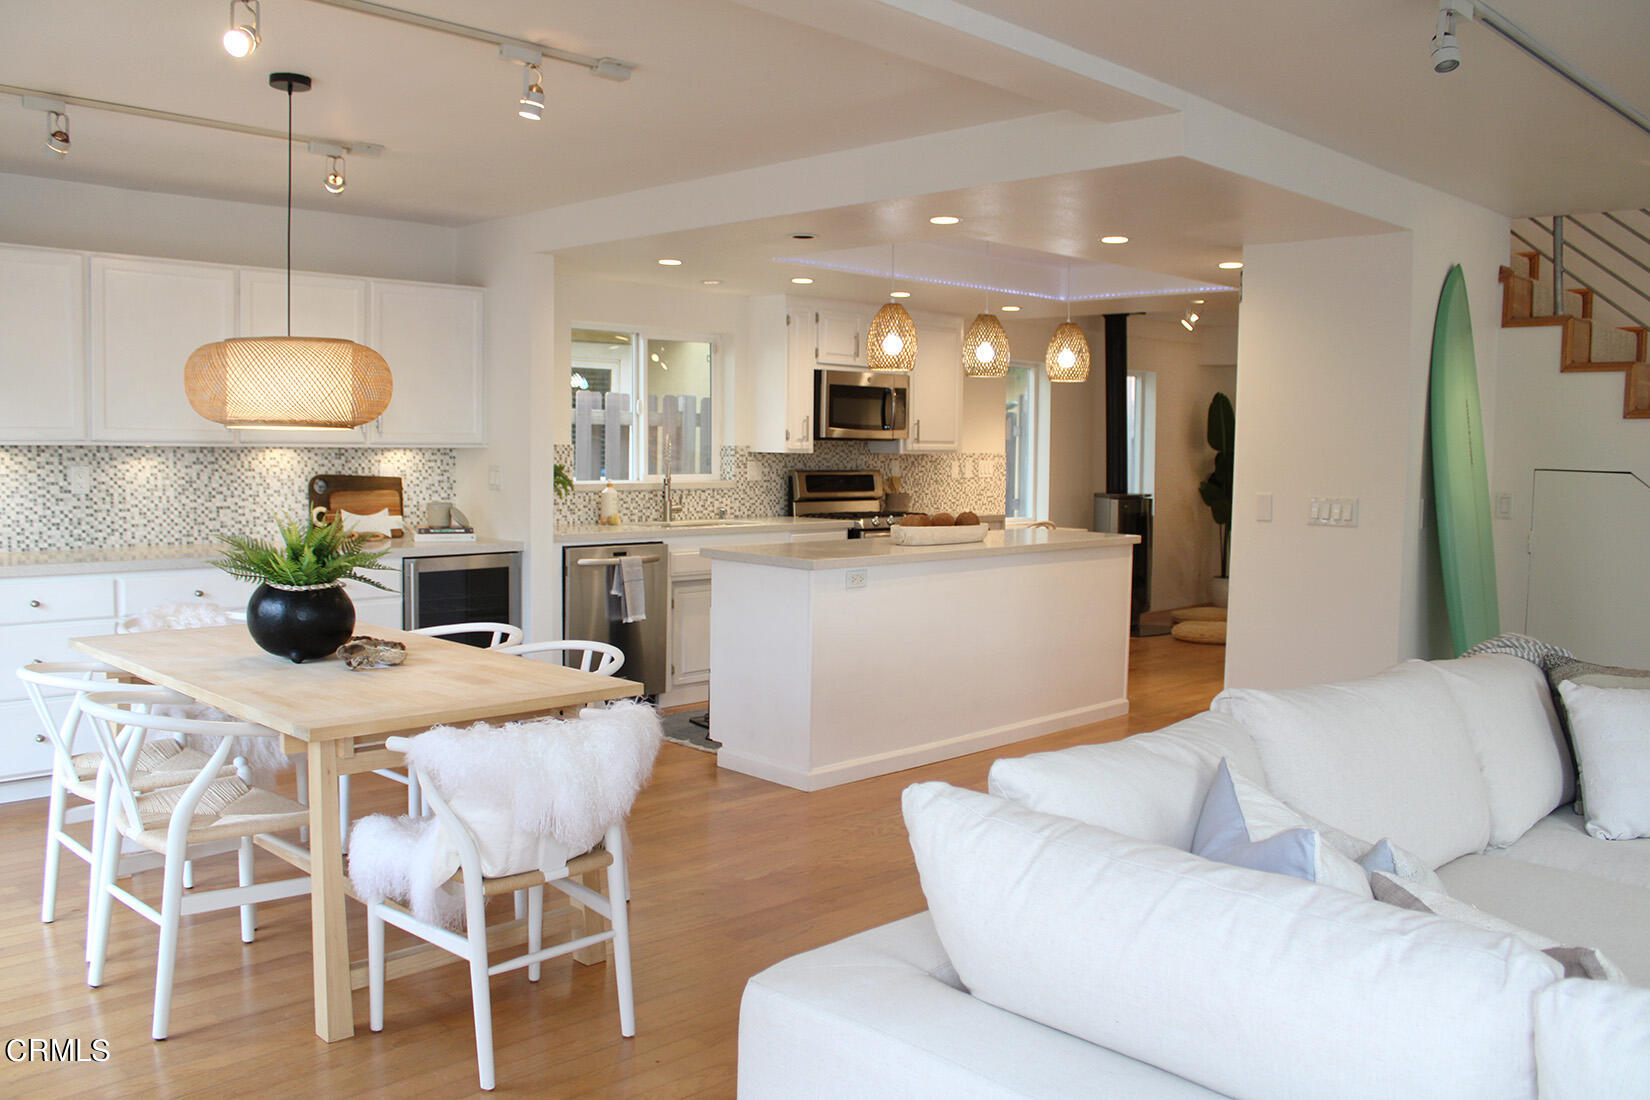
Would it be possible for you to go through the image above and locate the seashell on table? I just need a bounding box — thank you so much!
[336,636,408,670]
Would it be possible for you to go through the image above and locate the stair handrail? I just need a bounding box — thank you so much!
[1512,220,1650,338]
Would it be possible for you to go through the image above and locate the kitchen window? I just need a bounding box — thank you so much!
[1005,363,1049,520]
[570,327,719,482]
[1125,369,1156,495]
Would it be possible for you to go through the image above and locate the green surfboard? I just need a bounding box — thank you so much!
[1429,264,1500,655]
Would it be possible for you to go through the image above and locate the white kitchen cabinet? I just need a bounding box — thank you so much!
[351,595,403,631]
[0,245,86,442]
[236,269,375,445]
[119,570,257,618]
[815,307,869,367]
[90,256,237,443]
[669,577,712,688]
[905,320,963,452]
[745,296,815,453]
[368,282,485,446]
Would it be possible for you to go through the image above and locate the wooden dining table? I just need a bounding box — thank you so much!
[71,623,642,1042]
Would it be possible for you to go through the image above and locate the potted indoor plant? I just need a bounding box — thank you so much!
[1198,392,1235,607]
[211,516,395,663]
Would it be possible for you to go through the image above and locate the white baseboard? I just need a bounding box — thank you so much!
[718,697,1129,792]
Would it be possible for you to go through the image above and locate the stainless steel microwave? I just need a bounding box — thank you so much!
[814,368,909,440]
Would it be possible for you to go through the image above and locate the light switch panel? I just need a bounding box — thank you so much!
[1308,496,1359,527]
[1257,493,1273,522]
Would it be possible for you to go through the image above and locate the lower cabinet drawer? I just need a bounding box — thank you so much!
[119,570,258,618]
[0,576,117,626]
[0,619,122,702]
[0,696,71,782]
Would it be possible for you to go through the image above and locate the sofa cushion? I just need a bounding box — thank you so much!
[1191,759,1371,896]
[1438,852,1650,986]
[1433,653,1574,841]
[987,711,1261,851]
[1488,808,1650,891]
[738,913,1226,1100]
[1212,661,1493,867]
[1557,682,1650,840]
[1534,978,1650,1100]
[903,781,1561,1100]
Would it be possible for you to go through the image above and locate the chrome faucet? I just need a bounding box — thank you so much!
[661,435,677,521]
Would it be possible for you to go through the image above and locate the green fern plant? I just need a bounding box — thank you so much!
[211,516,395,590]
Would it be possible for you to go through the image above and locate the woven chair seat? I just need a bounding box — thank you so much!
[123,778,309,851]
[69,741,236,796]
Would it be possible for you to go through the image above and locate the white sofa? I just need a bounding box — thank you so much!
[739,654,1650,1099]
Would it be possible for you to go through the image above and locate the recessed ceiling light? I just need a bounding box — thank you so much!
[929,216,960,225]
[1192,298,1205,304]
[889,291,911,299]
[701,279,721,286]
[791,276,814,284]
[1219,261,1244,270]
[1000,304,1021,312]
[658,258,683,266]
[1100,235,1129,244]
[792,233,815,240]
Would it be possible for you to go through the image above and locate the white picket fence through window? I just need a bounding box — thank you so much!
[573,391,713,481]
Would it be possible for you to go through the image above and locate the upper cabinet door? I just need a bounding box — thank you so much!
[240,269,368,341]
[815,308,868,368]
[368,282,485,446]
[90,256,235,443]
[906,322,962,452]
[0,246,86,442]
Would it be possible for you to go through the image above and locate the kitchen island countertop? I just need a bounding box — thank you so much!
[699,528,1136,570]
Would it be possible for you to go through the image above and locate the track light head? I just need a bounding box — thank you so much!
[1180,310,1199,332]
[46,111,69,156]
[224,0,261,58]
[519,63,545,120]
[1432,6,1462,73]
[324,155,346,194]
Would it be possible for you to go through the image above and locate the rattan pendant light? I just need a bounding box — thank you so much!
[185,73,391,430]
[1044,261,1090,383]
[962,242,1009,378]
[866,243,918,372]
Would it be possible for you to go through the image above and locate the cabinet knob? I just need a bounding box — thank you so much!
[784,429,791,442]
[28,600,41,608]
[35,734,46,744]
[193,589,206,598]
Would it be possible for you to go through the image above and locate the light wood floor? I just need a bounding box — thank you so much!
[0,636,1224,1098]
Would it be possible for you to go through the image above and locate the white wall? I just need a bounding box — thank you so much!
[1129,316,1235,611]
[0,171,458,283]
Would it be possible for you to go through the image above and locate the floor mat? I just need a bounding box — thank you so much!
[661,707,719,753]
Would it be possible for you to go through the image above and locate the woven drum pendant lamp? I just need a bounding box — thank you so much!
[185,73,391,429]
[962,242,1009,378]
[867,243,918,372]
[1044,260,1090,382]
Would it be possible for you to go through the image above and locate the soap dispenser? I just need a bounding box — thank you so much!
[599,481,620,526]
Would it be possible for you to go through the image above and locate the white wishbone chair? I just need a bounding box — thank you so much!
[80,690,311,1040]
[499,639,626,676]
[366,733,636,1091]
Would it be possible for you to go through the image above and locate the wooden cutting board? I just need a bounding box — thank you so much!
[307,475,405,537]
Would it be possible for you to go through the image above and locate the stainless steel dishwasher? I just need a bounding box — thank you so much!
[563,542,668,695]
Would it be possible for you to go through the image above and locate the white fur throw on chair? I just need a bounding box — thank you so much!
[125,602,291,776]
[347,700,662,928]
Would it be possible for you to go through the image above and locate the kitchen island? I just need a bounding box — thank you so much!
[702,528,1139,791]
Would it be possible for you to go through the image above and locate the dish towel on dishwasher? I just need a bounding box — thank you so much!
[611,555,647,623]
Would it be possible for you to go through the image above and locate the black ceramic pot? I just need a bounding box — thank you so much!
[246,582,356,663]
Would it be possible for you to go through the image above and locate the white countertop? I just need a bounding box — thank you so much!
[699,528,1138,570]
[555,517,855,545]
[0,538,524,579]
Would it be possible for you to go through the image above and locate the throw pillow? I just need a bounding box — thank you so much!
[1535,978,1650,1099]
[1192,759,1372,897]
[1296,808,1449,893]
[903,781,1563,1100]
[1556,682,1650,840]
[1371,871,1624,982]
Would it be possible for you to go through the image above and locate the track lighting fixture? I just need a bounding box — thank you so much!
[223,0,261,58]
[1180,310,1199,332]
[1431,3,1461,73]
[518,63,545,121]
[45,110,70,156]
[324,155,345,193]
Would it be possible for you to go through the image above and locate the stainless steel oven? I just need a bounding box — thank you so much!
[403,551,522,645]
[815,368,908,440]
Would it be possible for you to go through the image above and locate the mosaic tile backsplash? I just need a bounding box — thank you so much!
[0,446,456,552]
[554,442,1007,527]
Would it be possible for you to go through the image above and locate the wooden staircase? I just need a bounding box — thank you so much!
[1500,248,1650,419]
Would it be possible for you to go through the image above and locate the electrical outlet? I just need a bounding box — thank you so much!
[1495,492,1513,519]
[1256,493,1273,522]
[68,464,91,497]
[845,568,868,590]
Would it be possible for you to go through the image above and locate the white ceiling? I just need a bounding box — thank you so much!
[953,0,1650,216]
